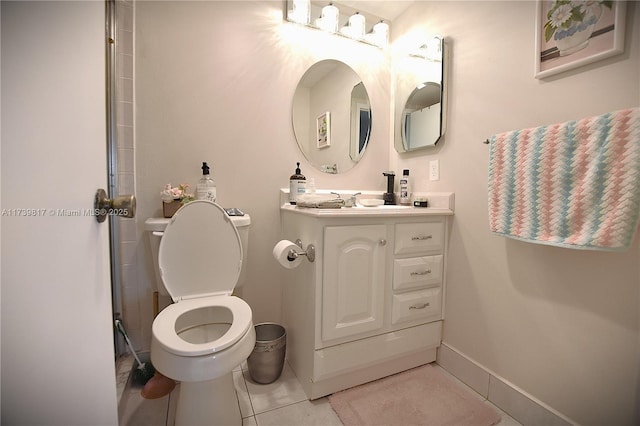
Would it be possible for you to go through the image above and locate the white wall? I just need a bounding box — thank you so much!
[390,2,640,425]
[134,1,390,346]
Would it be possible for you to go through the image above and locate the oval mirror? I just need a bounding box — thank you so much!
[292,60,371,174]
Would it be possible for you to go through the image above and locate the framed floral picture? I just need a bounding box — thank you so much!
[534,0,626,79]
[317,111,331,149]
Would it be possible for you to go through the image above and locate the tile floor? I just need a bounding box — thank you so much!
[118,360,522,426]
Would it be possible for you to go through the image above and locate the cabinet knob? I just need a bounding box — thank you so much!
[379,239,387,246]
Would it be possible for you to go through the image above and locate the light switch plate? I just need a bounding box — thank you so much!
[429,160,440,181]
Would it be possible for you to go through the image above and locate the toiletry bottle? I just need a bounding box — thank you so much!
[400,169,411,205]
[289,162,306,205]
[307,177,316,193]
[196,162,217,202]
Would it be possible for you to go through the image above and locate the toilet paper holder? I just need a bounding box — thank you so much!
[287,239,315,263]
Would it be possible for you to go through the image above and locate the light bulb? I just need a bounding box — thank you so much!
[370,20,389,47]
[288,0,310,24]
[348,12,365,39]
[321,3,339,33]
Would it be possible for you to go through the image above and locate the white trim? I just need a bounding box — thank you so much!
[437,343,577,426]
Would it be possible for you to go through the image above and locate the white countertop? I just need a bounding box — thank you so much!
[279,190,454,218]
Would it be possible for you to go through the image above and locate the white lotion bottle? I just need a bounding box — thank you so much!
[400,169,411,205]
[196,162,217,202]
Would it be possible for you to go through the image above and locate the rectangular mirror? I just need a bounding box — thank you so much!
[394,36,445,152]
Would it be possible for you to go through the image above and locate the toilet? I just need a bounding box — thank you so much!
[147,201,254,426]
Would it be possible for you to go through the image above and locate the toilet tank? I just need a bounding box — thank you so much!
[144,213,251,297]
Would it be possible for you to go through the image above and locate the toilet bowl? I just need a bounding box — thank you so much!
[149,201,254,426]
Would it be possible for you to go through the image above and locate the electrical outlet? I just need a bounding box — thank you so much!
[429,160,440,181]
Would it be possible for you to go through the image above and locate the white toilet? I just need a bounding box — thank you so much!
[146,201,254,426]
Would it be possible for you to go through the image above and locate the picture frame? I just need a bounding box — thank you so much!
[317,111,331,149]
[534,0,626,79]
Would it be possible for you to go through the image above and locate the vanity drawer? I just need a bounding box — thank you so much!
[393,255,442,291]
[394,222,443,255]
[392,287,441,325]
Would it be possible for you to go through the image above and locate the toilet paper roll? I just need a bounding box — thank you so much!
[273,240,304,269]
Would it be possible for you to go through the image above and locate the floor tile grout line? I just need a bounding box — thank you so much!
[252,399,310,417]
[241,366,259,423]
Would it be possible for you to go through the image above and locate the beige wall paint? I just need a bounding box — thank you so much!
[134,1,390,346]
[134,1,639,424]
[390,2,640,425]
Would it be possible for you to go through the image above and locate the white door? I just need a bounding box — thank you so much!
[1,2,118,424]
[322,225,387,342]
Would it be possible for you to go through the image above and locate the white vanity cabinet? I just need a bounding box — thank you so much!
[279,192,454,400]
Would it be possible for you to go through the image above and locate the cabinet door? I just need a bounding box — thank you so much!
[322,225,387,342]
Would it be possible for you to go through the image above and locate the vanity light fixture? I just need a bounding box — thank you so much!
[286,0,389,48]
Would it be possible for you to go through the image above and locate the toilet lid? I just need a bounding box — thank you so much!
[159,201,242,302]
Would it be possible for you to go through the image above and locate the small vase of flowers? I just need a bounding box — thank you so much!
[160,183,194,218]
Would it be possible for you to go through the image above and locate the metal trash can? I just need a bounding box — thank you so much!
[247,323,286,384]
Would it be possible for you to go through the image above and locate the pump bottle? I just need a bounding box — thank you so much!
[289,162,306,205]
[196,162,217,202]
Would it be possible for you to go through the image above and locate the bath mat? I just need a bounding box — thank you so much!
[328,364,501,426]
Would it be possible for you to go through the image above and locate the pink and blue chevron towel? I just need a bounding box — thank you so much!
[488,107,640,251]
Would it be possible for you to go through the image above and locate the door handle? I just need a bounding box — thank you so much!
[94,188,136,223]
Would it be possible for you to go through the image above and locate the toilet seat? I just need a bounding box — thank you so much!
[152,295,252,356]
[158,200,242,301]
[154,201,251,357]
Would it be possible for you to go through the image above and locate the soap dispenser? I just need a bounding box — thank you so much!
[383,171,395,205]
[289,162,306,205]
[196,162,217,202]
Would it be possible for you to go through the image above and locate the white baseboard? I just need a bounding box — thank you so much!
[437,343,576,426]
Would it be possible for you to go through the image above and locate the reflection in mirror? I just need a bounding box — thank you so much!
[350,82,370,162]
[292,60,371,174]
[394,36,445,153]
[402,82,442,150]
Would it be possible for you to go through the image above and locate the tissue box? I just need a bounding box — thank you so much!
[162,200,182,218]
